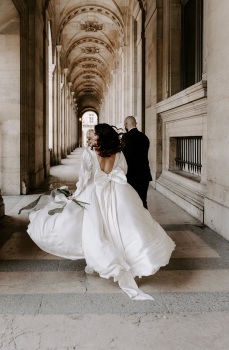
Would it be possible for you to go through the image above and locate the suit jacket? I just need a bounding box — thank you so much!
[122,128,152,183]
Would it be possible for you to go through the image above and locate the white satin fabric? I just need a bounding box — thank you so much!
[27,148,175,300]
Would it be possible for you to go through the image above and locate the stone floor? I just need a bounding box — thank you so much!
[0,148,229,350]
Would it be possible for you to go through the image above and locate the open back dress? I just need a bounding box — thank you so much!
[27,148,175,300]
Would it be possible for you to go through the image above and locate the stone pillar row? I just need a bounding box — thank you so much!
[99,46,130,129]
[51,46,77,165]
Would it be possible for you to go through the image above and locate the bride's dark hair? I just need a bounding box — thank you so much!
[94,123,122,157]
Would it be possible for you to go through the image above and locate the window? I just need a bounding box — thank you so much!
[181,0,203,89]
[174,136,202,176]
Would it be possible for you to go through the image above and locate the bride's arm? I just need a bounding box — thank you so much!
[72,149,92,197]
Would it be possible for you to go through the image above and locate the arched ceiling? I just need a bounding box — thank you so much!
[0,0,19,33]
[55,0,131,114]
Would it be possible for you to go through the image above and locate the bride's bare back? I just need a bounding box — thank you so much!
[96,153,116,174]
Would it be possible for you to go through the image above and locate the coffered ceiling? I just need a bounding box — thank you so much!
[55,0,133,112]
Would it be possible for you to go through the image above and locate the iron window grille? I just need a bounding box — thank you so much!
[175,136,202,175]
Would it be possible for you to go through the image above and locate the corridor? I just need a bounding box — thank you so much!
[0,149,229,350]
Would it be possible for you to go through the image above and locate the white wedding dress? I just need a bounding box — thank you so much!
[27,148,175,300]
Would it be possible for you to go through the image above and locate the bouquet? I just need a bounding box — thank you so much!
[48,186,89,215]
[18,186,89,215]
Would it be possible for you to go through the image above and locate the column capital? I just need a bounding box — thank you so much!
[119,46,126,55]
[49,63,56,76]
[64,68,69,75]
[56,45,62,53]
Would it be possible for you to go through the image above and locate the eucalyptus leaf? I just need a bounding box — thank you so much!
[18,186,89,217]
[18,195,42,214]
[48,207,65,215]
[72,199,90,209]
[57,188,72,197]
[54,201,67,205]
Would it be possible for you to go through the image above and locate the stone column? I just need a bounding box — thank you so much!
[204,0,229,241]
[74,100,79,148]
[120,46,126,126]
[0,191,4,217]
[49,63,56,165]
[116,49,122,126]
[0,8,20,194]
[71,92,75,151]
[55,45,62,164]
[105,84,110,124]
[51,63,57,165]
[61,68,68,158]
[133,1,143,125]
[111,69,117,125]
[162,0,181,97]
[202,0,208,82]
[67,82,72,154]
[60,77,65,158]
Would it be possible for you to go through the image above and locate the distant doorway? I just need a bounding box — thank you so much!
[81,111,98,147]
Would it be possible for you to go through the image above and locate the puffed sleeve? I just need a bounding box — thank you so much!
[72,148,92,197]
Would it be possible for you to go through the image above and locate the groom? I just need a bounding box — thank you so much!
[122,116,152,209]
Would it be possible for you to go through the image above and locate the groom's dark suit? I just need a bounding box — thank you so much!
[122,128,152,208]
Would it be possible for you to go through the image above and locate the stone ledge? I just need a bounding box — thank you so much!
[205,197,229,242]
[156,171,206,222]
[156,80,207,114]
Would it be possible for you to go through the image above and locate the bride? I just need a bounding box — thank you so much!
[27,123,175,300]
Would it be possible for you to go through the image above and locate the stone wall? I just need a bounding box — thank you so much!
[204,1,229,240]
[145,1,161,187]
[156,82,207,222]
[28,1,47,189]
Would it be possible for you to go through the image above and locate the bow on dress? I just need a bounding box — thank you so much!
[94,168,127,189]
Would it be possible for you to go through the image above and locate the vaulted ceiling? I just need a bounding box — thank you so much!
[55,0,134,113]
[1,0,145,114]
[0,0,18,33]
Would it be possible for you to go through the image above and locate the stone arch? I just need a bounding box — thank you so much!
[57,5,125,45]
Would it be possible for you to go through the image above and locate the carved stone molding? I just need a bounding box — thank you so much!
[156,81,207,114]
[82,64,97,69]
[66,37,113,57]
[83,89,94,93]
[69,58,106,76]
[77,57,105,65]
[58,5,124,42]
[83,75,95,79]
[81,47,100,54]
[81,21,103,32]
[84,83,95,87]
[74,70,103,81]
